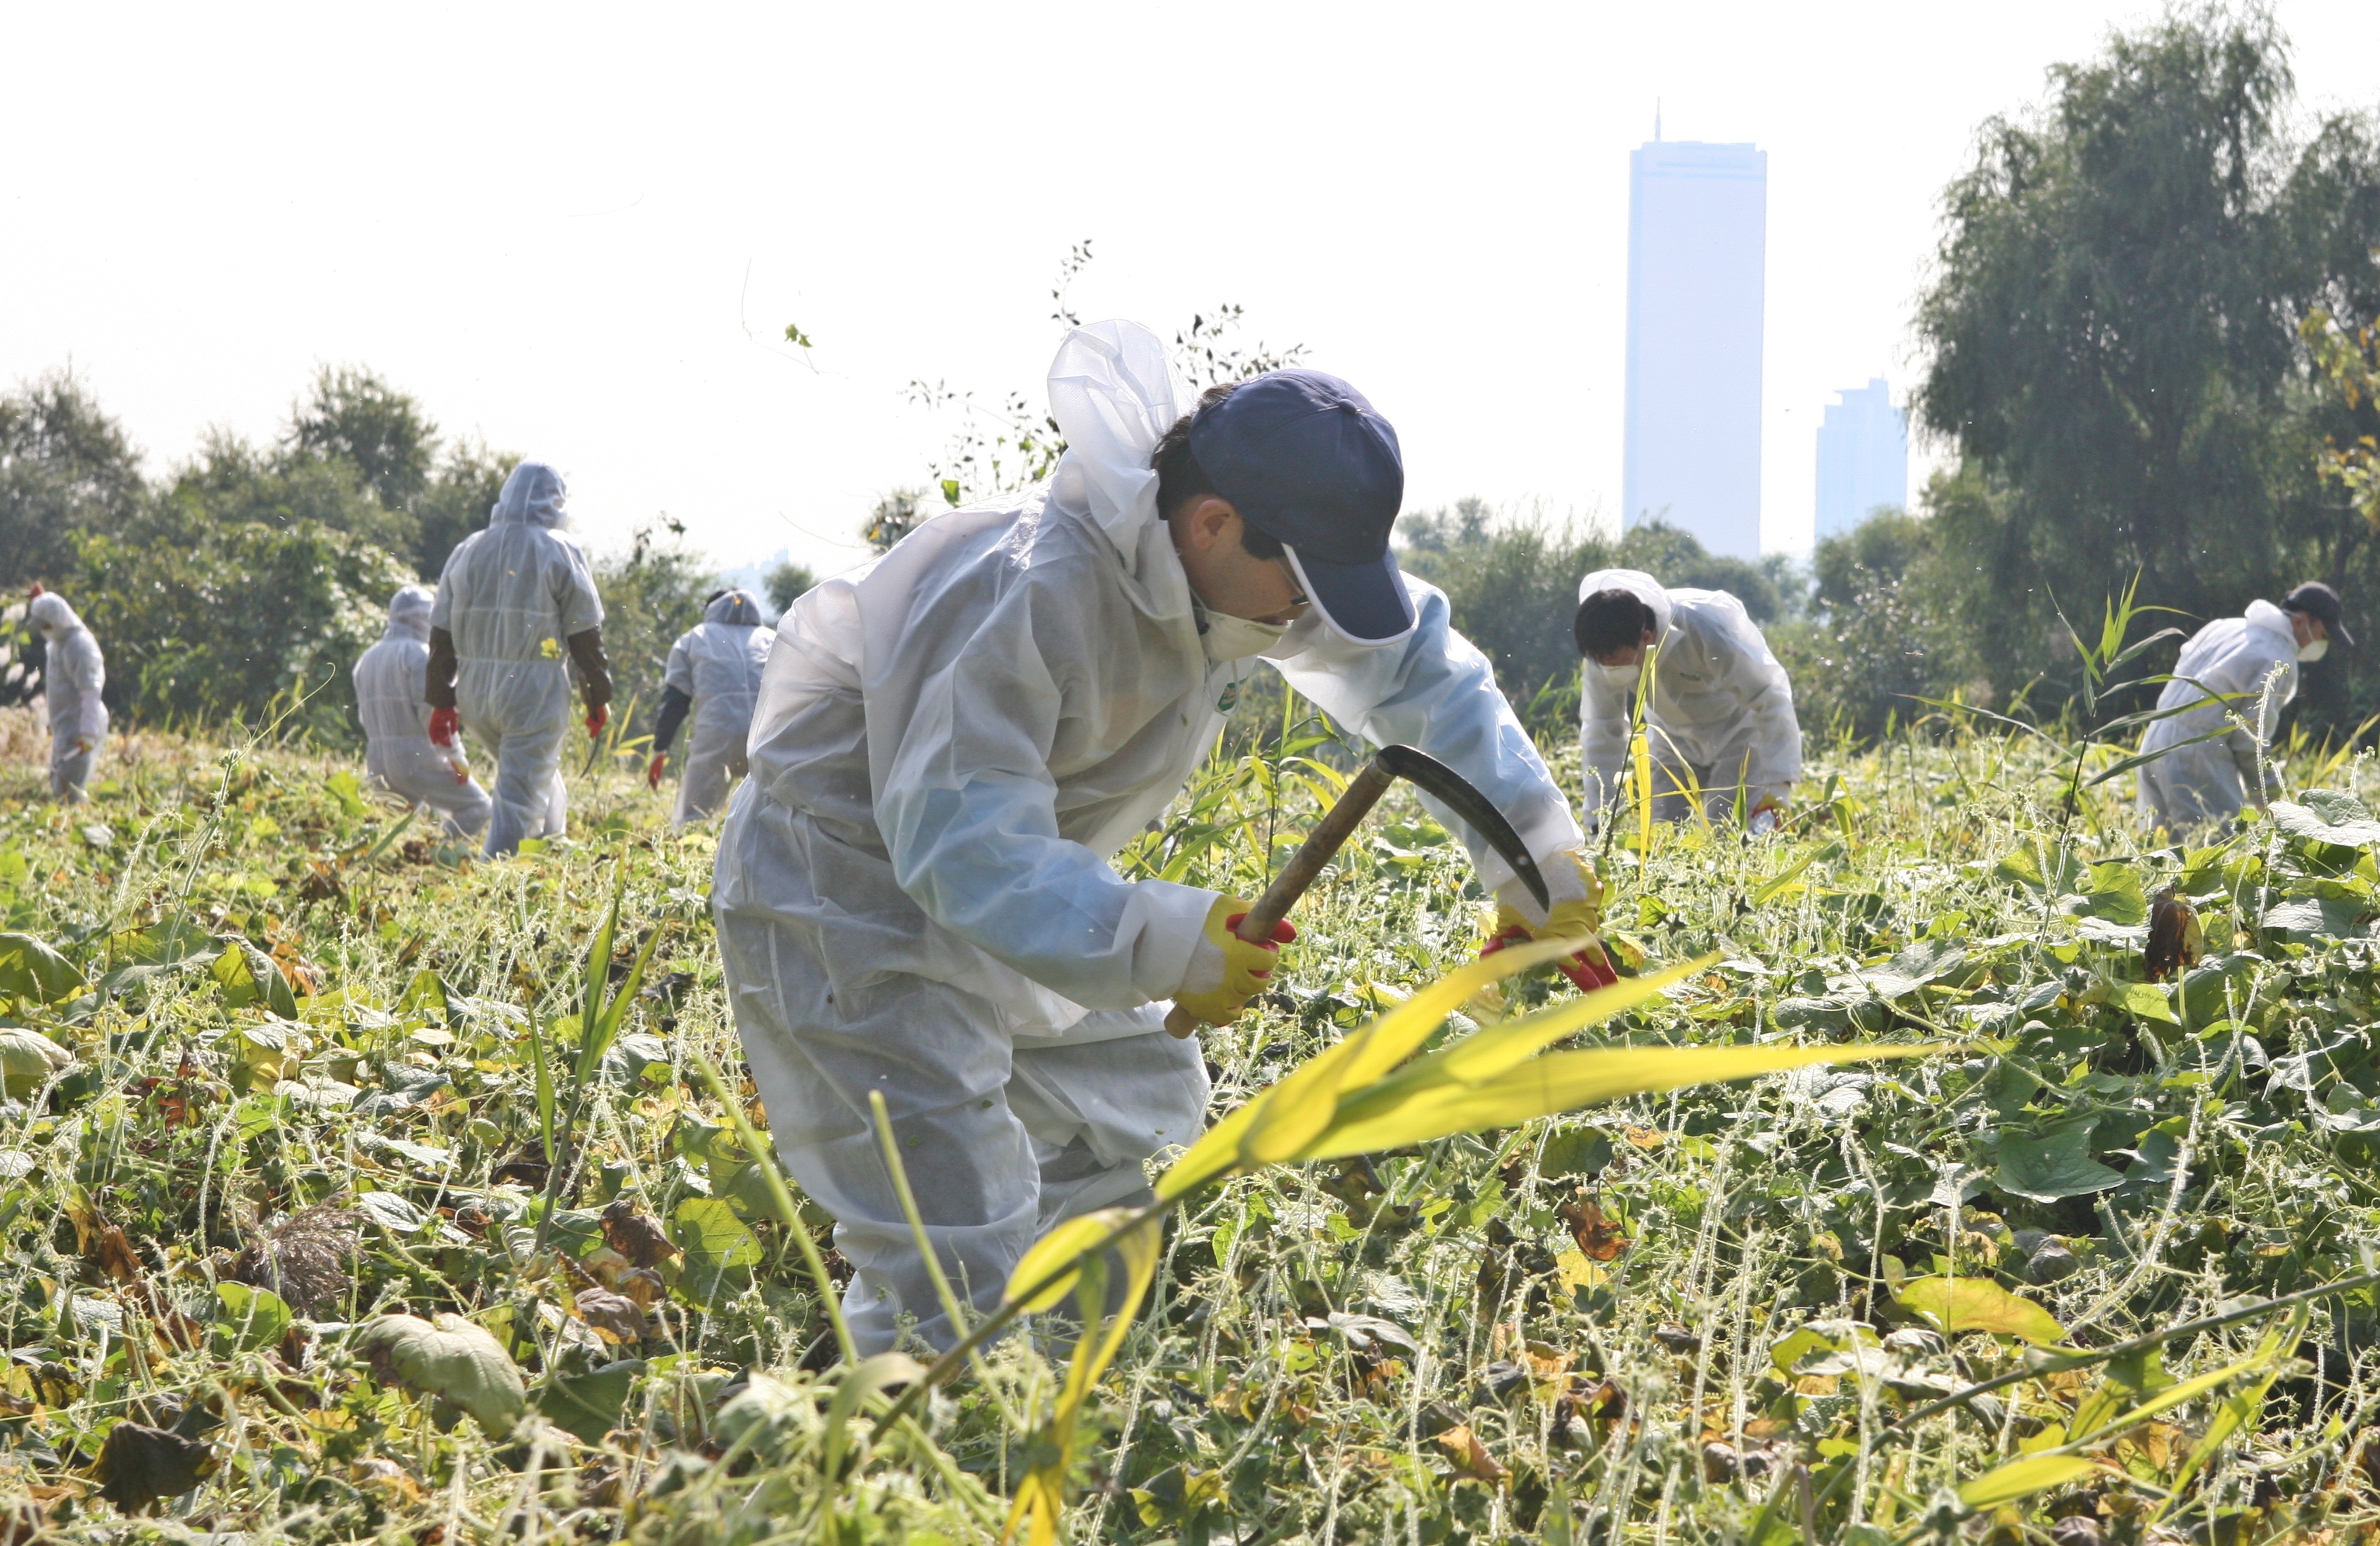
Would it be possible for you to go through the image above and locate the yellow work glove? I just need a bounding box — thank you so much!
[1482,850,1619,991]
[1171,895,1297,1028]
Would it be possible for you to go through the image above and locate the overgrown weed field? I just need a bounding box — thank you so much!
[2,704,2380,1545]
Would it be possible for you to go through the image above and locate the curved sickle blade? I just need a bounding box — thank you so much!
[1375,743,1548,912]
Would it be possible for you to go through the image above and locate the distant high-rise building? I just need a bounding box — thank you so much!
[1813,379,1907,539]
[1623,139,1767,559]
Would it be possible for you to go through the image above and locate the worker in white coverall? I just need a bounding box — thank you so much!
[1574,569,1802,832]
[2135,582,2349,831]
[647,588,775,827]
[28,592,105,803]
[353,585,490,837]
[714,321,1615,1355]
[423,462,612,856]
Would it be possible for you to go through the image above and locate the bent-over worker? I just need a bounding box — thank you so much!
[425,461,611,856]
[713,321,1610,1355]
[648,588,775,826]
[354,585,491,837]
[29,592,105,804]
[1574,569,1801,832]
[2136,582,2349,831]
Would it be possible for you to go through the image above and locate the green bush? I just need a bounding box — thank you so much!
[72,520,415,744]
[591,521,722,744]
[1768,507,1979,746]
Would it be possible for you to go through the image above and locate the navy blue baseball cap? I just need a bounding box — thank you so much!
[1188,369,1415,644]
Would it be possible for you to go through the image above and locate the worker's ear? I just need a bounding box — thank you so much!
[1172,495,1242,555]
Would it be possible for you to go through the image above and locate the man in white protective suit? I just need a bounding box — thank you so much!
[423,462,612,856]
[28,591,106,803]
[647,588,775,827]
[713,321,1612,1355]
[2135,582,2349,831]
[1574,569,1802,833]
[353,585,491,837]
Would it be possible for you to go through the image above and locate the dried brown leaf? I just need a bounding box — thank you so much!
[1560,1196,1631,1262]
[94,1422,215,1512]
[571,1287,648,1345]
[2144,884,2203,982]
[600,1198,674,1268]
[1434,1424,1509,1485]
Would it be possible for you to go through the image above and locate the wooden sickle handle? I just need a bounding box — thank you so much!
[1164,757,1399,1038]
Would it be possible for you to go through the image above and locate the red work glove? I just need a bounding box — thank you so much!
[647,752,666,790]
[586,703,608,737]
[428,707,460,748]
[1482,850,1621,992]
[1481,923,1621,992]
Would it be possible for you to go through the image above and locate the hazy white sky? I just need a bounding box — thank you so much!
[6,1,2376,576]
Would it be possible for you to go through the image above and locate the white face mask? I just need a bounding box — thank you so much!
[1201,608,1290,664]
[1593,658,1642,692]
[2298,636,2329,663]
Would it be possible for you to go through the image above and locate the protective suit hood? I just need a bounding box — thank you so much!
[1043,321,1197,626]
[490,462,570,528]
[385,585,434,642]
[705,590,765,628]
[28,594,82,638]
[2243,599,2296,649]
[1576,569,1675,650]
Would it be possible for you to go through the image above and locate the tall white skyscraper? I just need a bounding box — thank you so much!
[1814,379,1908,539]
[1623,140,1767,558]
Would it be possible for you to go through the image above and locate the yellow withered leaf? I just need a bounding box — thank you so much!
[1307,1041,1935,1161]
[1895,1276,2066,1346]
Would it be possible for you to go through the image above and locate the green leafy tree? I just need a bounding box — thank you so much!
[1768,507,1977,745]
[860,488,929,555]
[592,519,720,742]
[765,559,819,614]
[1913,7,2380,728]
[286,365,437,512]
[412,441,516,579]
[160,428,412,557]
[71,520,414,742]
[0,372,146,590]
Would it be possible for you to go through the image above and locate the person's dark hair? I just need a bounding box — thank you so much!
[1152,382,1285,559]
[1574,588,1657,659]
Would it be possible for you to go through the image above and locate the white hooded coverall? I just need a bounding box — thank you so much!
[713,321,1584,1355]
[1578,569,1801,824]
[431,462,605,856]
[354,585,491,837]
[30,594,105,803]
[2135,600,2299,830]
[662,591,775,826]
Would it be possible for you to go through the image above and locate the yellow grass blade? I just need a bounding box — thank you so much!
[1959,1453,2100,1509]
[1157,935,1583,1200]
[1304,1041,1937,1160]
[1398,956,1712,1089]
[1003,1207,1132,1313]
